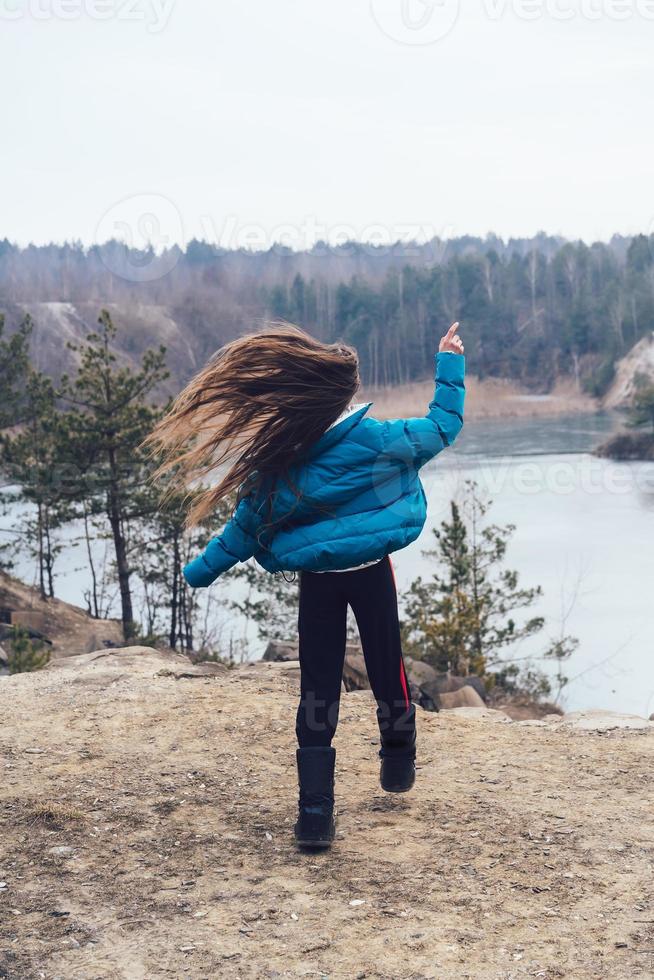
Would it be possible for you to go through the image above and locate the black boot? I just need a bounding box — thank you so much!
[379,709,416,793]
[295,746,336,849]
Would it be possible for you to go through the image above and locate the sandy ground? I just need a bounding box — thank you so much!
[365,376,597,422]
[2,647,654,980]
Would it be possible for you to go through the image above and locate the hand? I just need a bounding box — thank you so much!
[439,322,464,355]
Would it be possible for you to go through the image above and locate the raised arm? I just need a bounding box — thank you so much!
[377,322,465,466]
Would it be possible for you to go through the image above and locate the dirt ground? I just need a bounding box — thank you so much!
[1,648,653,980]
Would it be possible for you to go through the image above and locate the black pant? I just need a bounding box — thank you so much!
[295,556,414,748]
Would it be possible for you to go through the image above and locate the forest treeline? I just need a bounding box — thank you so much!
[0,231,653,392]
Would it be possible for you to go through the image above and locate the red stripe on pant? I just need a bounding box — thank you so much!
[399,657,410,709]
[389,557,410,709]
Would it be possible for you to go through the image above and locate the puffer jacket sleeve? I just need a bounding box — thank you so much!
[184,496,262,588]
[380,352,465,466]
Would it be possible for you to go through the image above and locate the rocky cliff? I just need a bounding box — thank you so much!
[1,646,653,979]
[0,572,123,662]
[14,301,200,392]
[604,331,654,409]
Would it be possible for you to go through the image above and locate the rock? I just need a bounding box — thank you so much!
[465,676,490,701]
[425,671,487,700]
[47,646,190,673]
[49,846,74,857]
[495,700,564,722]
[346,688,375,702]
[264,640,371,694]
[262,641,299,662]
[156,662,227,679]
[436,686,487,710]
[558,710,654,732]
[410,680,439,712]
[403,657,438,687]
[342,653,368,692]
[421,676,487,710]
[595,431,654,461]
[265,639,366,670]
[260,645,490,715]
[446,706,512,722]
[603,331,654,409]
[273,660,301,675]
[403,660,441,711]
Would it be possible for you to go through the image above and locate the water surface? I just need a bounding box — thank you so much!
[390,413,654,716]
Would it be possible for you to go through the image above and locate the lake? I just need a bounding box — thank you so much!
[5,412,654,716]
[392,412,654,717]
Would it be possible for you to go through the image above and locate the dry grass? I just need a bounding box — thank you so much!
[11,799,86,829]
[364,374,598,421]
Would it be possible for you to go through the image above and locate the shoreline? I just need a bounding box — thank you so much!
[364,374,600,422]
[594,429,654,462]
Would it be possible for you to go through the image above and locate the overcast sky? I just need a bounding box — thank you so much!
[2,0,653,249]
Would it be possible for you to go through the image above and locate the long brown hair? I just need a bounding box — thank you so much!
[146,323,360,527]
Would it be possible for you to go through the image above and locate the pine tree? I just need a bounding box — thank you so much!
[0,361,73,594]
[404,481,576,692]
[58,310,168,638]
[7,626,51,674]
[0,313,32,431]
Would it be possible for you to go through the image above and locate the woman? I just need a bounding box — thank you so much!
[148,321,465,849]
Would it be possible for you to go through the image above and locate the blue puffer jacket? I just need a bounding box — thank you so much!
[184,352,465,586]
